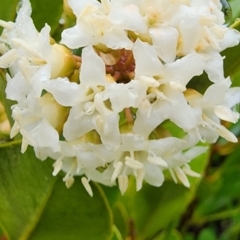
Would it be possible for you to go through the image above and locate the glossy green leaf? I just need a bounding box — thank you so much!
[153,229,182,240]
[30,0,63,35]
[0,145,113,240]
[29,179,113,240]
[219,215,240,240]
[222,0,240,81]
[102,186,129,240]
[0,0,63,36]
[229,0,240,25]
[0,146,57,240]
[197,228,217,240]
[223,44,240,80]
[192,147,240,224]
[0,0,18,22]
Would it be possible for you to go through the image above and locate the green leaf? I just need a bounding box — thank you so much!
[101,185,128,240]
[197,228,217,240]
[219,215,240,240]
[222,44,240,80]
[229,0,240,25]
[29,180,113,240]
[0,146,113,240]
[153,229,182,240]
[192,147,240,224]
[30,0,63,35]
[222,0,240,81]
[0,146,56,240]
[0,0,18,22]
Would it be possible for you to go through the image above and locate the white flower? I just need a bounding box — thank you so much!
[1,0,239,195]
[10,92,61,153]
[61,0,133,50]
[185,78,240,143]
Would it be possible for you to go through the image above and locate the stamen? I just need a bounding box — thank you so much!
[12,38,42,58]
[139,76,160,87]
[148,156,168,168]
[53,158,63,176]
[66,176,75,188]
[135,168,145,191]
[118,175,128,195]
[0,49,18,68]
[182,165,201,177]
[111,161,123,183]
[203,114,238,142]
[125,155,143,169]
[174,167,190,188]
[81,177,93,197]
[21,137,29,153]
[169,168,178,184]
[0,20,14,29]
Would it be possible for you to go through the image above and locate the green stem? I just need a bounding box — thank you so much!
[230,18,240,29]
[192,206,240,225]
[0,139,22,148]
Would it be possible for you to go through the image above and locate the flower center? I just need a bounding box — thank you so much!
[106,49,135,84]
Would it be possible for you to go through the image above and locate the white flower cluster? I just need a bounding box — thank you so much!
[0,0,239,195]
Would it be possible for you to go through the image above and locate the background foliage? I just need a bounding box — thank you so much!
[0,0,240,239]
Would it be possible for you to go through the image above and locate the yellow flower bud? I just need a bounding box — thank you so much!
[50,43,77,79]
[39,93,69,133]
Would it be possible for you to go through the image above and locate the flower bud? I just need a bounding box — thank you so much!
[50,43,78,79]
[39,93,69,133]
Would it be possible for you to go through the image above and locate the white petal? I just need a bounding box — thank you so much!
[144,163,164,187]
[80,46,107,86]
[0,49,18,68]
[61,25,93,49]
[214,105,239,123]
[109,4,147,33]
[202,78,231,106]
[219,28,240,51]
[224,87,240,108]
[44,78,82,106]
[5,72,31,101]
[150,27,179,63]
[133,39,163,78]
[68,0,100,16]
[100,28,133,50]
[203,52,225,83]
[178,10,201,54]
[94,93,120,150]
[163,52,204,87]
[63,105,96,141]
[20,119,60,152]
